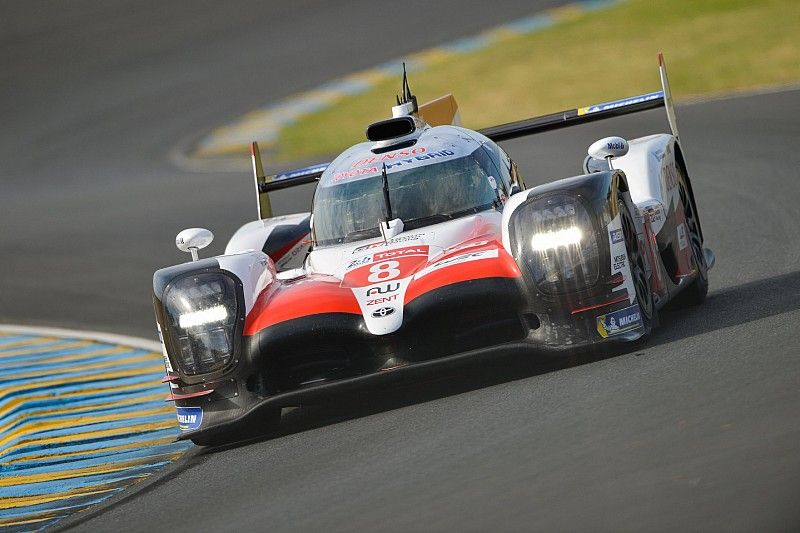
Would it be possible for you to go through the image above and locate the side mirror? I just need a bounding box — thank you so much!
[176,228,214,261]
[587,136,629,170]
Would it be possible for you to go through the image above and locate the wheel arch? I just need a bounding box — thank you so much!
[673,141,704,243]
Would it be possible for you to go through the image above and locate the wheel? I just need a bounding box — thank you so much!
[674,164,708,306]
[191,408,281,447]
[619,198,657,338]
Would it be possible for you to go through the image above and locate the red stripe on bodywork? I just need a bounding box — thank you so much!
[270,233,307,262]
[405,244,521,303]
[244,239,521,336]
[244,274,360,335]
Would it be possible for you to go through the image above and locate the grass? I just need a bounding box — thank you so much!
[274,0,799,162]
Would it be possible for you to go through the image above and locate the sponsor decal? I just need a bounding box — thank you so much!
[664,162,678,191]
[414,248,499,279]
[649,206,664,225]
[343,247,430,288]
[176,406,203,431]
[366,282,401,296]
[385,149,456,170]
[577,91,664,116]
[332,166,380,182]
[274,163,329,182]
[275,238,310,270]
[612,253,627,271]
[346,255,372,271]
[351,147,428,168]
[323,144,477,188]
[596,304,643,338]
[662,145,679,191]
[677,223,689,250]
[351,276,413,334]
[373,246,428,261]
[606,140,626,150]
[352,233,425,253]
[333,148,458,182]
[608,214,636,304]
[487,175,498,190]
[366,294,399,306]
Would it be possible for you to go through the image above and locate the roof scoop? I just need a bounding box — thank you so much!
[366,116,416,142]
[366,116,424,153]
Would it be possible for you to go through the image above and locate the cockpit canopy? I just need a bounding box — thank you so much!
[312,127,511,247]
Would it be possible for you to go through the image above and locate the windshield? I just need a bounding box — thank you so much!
[312,147,502,247]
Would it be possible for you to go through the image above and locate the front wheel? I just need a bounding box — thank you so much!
[674,164,708,306]
[619,198,657,339]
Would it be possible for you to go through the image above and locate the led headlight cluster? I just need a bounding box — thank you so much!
[511,194,599,293]
[162,272,240,375]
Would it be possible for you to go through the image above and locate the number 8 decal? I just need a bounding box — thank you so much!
[368,260,401,282]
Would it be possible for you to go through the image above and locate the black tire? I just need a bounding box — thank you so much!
[191,408,281,447]
[674,164,708,306]
[619,198,657,338]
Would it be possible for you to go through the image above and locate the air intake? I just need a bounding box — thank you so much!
[366,116,416,142]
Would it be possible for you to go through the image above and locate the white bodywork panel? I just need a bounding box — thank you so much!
[216,251,275,315]
[306,212,501,276]
[612,133,680,236]
[307,212,503,335]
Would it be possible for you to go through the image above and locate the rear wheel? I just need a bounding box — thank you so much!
[675,164,708,306]
[619,199,656,338]
[191,408,281,447]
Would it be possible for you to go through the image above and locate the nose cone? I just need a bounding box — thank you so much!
[351,278,412,335]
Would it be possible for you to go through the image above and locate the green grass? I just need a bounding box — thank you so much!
[275,0,799,162]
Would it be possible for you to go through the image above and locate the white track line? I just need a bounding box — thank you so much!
[0,324,161,352]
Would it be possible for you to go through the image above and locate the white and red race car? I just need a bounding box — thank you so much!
[154,55,713,445]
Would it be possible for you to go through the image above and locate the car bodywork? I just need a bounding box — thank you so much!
[153,55,713,444]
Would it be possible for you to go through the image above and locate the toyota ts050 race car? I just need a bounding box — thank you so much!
[154,54,714,445]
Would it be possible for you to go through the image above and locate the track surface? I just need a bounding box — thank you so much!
[2,1,799,531]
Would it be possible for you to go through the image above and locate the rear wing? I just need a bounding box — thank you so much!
[252,54,679,219]
[251,142,328,219]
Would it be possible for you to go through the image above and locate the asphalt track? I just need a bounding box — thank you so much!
[2,1,799,531]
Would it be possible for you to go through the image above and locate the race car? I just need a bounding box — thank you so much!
[154,54,714,445]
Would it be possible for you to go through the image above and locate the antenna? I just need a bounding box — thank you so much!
[399,62,418,113]
[401,63,409,100]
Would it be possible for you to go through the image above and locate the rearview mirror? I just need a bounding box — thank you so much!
[587,136,629,170]
[176,228,214,261]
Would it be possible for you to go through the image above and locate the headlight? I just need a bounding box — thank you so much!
[161,272,241,376]
[530,227,583,251]
[510,194,599,293]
